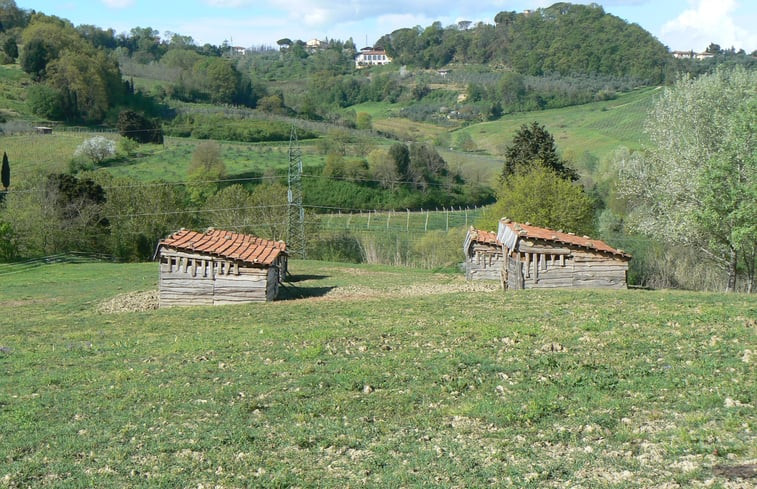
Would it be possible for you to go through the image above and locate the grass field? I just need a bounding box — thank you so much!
[1,260,755,488]
[454,87,659,163]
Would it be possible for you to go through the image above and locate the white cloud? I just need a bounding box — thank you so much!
[101,0,135,7]
[661,0,757,51]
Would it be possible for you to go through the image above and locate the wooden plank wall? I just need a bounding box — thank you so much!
[465,244,504,281]
[159,250,279,307]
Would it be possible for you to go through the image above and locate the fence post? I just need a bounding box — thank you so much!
[406,209,410,232]
[425,210,429,232]
[465,207,468,228]
[367,210,371,229]
[446,207,449,231]
[386,211,390,229]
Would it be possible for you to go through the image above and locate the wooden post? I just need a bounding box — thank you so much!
[425,210,429,232]
[525,253,531,278]
[446,207,449,231]
[367,211,371,229]
[406,209,410,232]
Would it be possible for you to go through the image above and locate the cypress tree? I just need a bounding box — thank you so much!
[1,152,9,190]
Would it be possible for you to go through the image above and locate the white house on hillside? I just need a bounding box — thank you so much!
[355,47,391,68]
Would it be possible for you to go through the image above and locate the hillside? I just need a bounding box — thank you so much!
[0,259,755,487]
[380,3,671,83]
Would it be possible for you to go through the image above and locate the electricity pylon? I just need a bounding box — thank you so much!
[287,124,305,258]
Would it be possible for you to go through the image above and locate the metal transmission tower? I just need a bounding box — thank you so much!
[287,125,305,257]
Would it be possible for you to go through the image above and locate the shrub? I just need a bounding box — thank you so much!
[73,136,116,166]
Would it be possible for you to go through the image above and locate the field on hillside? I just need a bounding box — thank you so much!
[455,87,659,164]
[1,260,755,488]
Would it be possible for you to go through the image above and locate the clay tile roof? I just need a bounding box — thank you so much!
[159,229,287,266]
[468,228,500,246]
[500,220,631,259]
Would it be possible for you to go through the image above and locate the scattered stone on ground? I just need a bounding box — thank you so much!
[96,290,159,313]
[322,280,499,300]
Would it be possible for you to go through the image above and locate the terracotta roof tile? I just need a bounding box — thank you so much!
[468,228,500,246]
[159,229,287,266]
[500,220,630,259]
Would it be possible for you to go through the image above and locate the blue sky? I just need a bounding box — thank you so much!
[19,1,757,52]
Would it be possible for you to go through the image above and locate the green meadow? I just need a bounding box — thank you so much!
[1,260,754,488]
[454,87,658,162]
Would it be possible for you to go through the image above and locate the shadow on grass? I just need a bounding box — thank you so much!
[286,274,329,282]
[278,284,335,300]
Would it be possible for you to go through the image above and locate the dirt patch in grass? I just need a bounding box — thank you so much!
[96,290,159,313]
[322,280,500,300]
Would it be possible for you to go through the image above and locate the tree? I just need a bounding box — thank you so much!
[117,110,163,144]
[203,184,255,234]
[368,149,399,190]
[193,57,240,104]
[187,141,226,203]
[91,173,188,261]
[74,136,116,166]
[26,83,65,120]
[355,112,372,130]
[249,183,288,241]
[478,165,595,236]
[617,67,756,292]
[388,143,410,181]
[2,35,17,60]
[46,49,123,123]
[1,151,9,190]
[502,122,578,181]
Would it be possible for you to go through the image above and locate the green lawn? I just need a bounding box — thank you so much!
[1,260,755,487]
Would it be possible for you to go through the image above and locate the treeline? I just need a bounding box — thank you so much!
[377,3,673,84]
[164,114,316,142]
[309,140,493,210]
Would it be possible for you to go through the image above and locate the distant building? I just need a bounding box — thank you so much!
[355,47,391,68]
[671,50,715,60]
[306,38,325,52]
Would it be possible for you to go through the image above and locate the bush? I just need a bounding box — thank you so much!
[73,136,116,165]
[117,109,163,144]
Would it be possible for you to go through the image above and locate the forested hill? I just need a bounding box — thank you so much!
[378,3,672,83]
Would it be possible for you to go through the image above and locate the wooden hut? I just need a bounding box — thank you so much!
[463,227,504,280]
[497,220,630,290]
[156,228,288,307]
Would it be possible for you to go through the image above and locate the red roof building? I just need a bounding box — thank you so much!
[495,219,630,289]
[156,229,288,307]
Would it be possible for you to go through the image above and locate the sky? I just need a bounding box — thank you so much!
[19,0,757,53]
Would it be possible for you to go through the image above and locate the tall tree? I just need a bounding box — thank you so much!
[388,143,410,182]
[618,67,756,292]
[478,165,595,236]
[502,122,577,181]
[1,151,9,190]
[187,141,226,203]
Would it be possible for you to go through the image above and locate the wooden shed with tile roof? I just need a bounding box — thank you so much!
[464,227,505,281]
[497,219,631,290]
[156,228,287,307]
